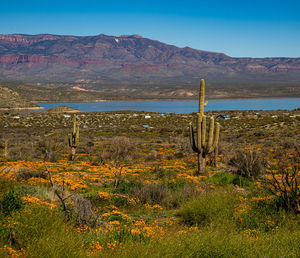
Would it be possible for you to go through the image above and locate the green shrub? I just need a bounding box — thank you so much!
[234,196,289,232]
[116,179,143,194]
[231,175,252,187]
[12,205,85,257]
[166,179,187,191]
[206,172,252,187]
[177,188,238,226]
[0,179,14,196]
[0,191,23,215]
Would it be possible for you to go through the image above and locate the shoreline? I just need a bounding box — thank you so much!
[33,96,300,104]
[0,106,44,111]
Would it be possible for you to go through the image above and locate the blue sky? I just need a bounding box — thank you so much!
[1,0,299,57]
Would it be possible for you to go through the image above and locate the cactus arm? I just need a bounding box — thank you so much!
[213,122,220,149]
[201,115,207,148]
[189,123,200,153]
[208,122,220,153]
[199,79,205,115]
[76,125,79,143]
[197,113,202,151]
[207,116,215,150]
[73,115,76,135]
[189,123,194,149]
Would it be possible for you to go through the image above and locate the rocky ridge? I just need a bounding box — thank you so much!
[0,33,300,86]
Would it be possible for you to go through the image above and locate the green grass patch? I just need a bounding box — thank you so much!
[176,187,239,227]
[206,172,253,187]
[8,205,85,257]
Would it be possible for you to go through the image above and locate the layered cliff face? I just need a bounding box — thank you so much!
[0,33,300,85]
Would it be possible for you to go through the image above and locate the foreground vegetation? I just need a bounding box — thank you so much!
[0,108,299,257]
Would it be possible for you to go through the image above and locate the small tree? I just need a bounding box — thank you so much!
[101,136,136,187]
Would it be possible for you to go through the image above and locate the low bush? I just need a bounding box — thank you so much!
[115,178,143,194]
[234,195,289,232]
[229,149,265,180]
[0,179,15,196]
[206,172,252,187]
[0,191,23,215]
[177,188,238,226]
[132,183,168,205]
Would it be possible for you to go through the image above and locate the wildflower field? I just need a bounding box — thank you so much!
[0,109,299,257]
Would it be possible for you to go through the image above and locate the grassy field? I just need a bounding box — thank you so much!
[0,109,299,257]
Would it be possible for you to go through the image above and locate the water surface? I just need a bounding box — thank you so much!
[36,98,300,114]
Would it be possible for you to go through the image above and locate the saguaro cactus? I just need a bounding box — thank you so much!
[189,79,220,175]
[68,115,79,161]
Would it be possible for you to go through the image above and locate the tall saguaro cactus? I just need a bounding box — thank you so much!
[189,79,220,175]
[68,115,79,161]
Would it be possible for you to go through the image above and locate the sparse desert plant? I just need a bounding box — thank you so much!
[44,159,73,214]
[173,136,193,154]
[261,146,299,214]
[189,79,220,175]
[38,139,61,162]
[68,115,79,161]
[1,138,9,158]
[71,194,95,224]
[101,136,136,187]
[229,148,265,181]
[6,141,35,161]
[131,183,169,205]
[16,169,48,181]
[146,150,158,160]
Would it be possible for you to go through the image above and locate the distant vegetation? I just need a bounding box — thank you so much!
[2,81,300,102]
[0,86,40,109]
[48,106,80,113]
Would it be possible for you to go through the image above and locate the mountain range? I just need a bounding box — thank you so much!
[0,33,300,100]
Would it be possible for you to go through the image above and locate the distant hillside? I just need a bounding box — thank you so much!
[0,33,300,86]
[1,33,300,100]
[0,86,40,109]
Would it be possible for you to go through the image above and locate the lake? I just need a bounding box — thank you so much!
[36,98,300,114]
